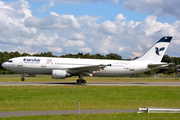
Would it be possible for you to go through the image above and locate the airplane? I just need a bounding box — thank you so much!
[2,36,172,84]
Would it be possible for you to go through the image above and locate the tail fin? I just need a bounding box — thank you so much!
[135,36,172,62]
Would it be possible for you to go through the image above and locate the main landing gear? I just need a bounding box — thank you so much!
[76,79,86,84]
[77,73,86,84]
[21,74,25,81]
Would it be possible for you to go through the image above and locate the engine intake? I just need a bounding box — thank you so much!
[52,70,71,79]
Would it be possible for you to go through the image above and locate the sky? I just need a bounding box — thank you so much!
[0,0,180,59]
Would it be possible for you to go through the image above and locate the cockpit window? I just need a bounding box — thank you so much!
[7,60,13,63]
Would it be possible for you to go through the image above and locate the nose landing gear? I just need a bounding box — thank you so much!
[21,78,25,81]
[21,74,25,81]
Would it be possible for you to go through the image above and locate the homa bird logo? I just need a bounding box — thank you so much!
[155,47,165,55]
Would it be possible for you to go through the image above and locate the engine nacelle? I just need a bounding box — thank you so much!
[52,70,71,79]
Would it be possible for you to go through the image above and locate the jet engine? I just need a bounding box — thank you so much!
[52,70,71,79]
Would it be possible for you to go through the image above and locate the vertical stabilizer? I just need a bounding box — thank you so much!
[135,36,172,62]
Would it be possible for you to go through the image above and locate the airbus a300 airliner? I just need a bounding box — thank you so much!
[2,36,172,83]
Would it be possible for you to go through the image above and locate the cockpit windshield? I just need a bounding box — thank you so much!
[7,60,13,63]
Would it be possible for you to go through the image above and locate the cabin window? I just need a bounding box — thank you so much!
[7,60,13,63]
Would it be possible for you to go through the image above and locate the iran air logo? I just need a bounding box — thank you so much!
[155,47,165,56]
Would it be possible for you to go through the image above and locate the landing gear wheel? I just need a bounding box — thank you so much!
[82,80,86,83]
[21,78,25,81]
[77,73,86,84]
[76,79,86,84]
[77,79,81,84]
[21,73,25,81]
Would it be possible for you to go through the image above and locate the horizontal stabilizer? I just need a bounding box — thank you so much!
[148,63,170,69]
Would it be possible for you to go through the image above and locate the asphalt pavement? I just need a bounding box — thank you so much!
[0,109,137,117]
[0,82,180,86]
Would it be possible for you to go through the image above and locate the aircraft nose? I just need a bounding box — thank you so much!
[2,63,5,67]
[2,63,7,69]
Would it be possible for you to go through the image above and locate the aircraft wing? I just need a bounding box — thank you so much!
[68,64,108,75]
[148,63,170,69]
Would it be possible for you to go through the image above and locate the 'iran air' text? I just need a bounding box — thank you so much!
[23,58,41,62]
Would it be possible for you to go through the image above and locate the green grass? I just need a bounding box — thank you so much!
[0,86,180,111]
[1,113,180,120]
[0,75,180,82]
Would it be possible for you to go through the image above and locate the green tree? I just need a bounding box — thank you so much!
[14,51,21,57]
[106,53,122,60]
[173,57,180,65]
[84,53,91,58]
[162,55,173,63]
[163,69,175,75]
[145,69,160,76]
[22,53,31,56]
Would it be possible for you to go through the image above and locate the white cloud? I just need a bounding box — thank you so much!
[173,40,180,45]
[119,0,180,19]
[135,15,169,36]
[137,45,142,51]
[25,12,81,29]
[115,13,126,21]
[39,0,180,20]
[77,15,100,29]
[36,1,54,13]
[15,46,31,53]
[1,0,180,58]
[0,0,34,37]
[101,20,117,34]
[79,47,92,53]
[131,51,143,58]
[72,33,85,40]
[46,47,63,53]
[119,47,124,52]
[113,0,119,4]
[51,0,87,4]
[100,13,128,35]
[65,40,85,47]
[61,14,81,29]
[48,0,117,4]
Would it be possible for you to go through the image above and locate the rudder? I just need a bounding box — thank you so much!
[135,36,172,62]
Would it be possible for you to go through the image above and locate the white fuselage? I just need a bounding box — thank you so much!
[1,36,172,83]
[2,56,153,77]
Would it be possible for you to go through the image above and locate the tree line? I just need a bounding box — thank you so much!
[0,51,179,75]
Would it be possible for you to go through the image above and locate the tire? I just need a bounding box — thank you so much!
[77,79,81,84]
[82,80,86,83]
[21,78,25,81]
